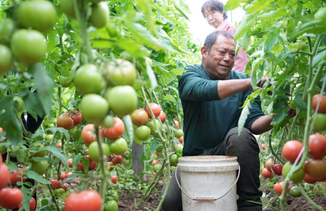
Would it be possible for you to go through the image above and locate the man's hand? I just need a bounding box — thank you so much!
[257,76,270,88]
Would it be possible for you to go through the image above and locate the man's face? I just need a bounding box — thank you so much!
[203,8,224,28]
[201,35,236,80]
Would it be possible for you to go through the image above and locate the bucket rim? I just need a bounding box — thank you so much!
[178,155,237,162]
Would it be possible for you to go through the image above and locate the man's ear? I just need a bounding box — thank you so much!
[201,46,208,58]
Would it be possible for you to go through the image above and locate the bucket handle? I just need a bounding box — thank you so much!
[175,164,240,201]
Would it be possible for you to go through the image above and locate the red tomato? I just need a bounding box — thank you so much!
[18,197,36,211]
[159,111,166,123]
[0,187,23,209]
[50,179,61,189]
[111,175,118,184]
[262,167,273,178]
[69,110,82,125]
[304,173,318,184]
[260,144,267,150]
[56,142,62,148]
[64,190,102,211]
[9,169,26,186]
[308,133,326,158]
[111,155,123,165]
[81,124,97,145]
[272,164,283,176]
[88,160,97,170]
[57,113,74,130]
[103,117,125,140]
[0,163,9,190]
[265,158,274,171]
[173,120,179,129]
[273,181,289,195]
[178,136,183,144]
[68,158,73,168]
[304,159,326,180]
[130,109,149,126]
[60,171,66,180]
[145,103,161,118]
[152,160,159,166]
[0,153,2,164]
[282,140,303,163]
[65,172,73,178]
[62,183,70,191]
[312,94,326,113]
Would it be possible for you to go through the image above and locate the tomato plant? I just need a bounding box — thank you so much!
[88,141,110,163]
[18,197,36,211]
[74,64,105,95]
[134,125,151,141]
[64,190,102,211]
[30,160,49,175]
[312,112,326,132]
[290,186,302,197]
[9,169,25,186]
[282,140,303,163]
[308,133,326,158]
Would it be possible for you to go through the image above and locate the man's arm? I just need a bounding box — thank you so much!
[250,114,274,134]
[217,79,251,99]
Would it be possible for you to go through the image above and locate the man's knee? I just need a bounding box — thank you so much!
[224,127,259,154]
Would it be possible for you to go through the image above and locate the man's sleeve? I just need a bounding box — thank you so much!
[178,66,219,101]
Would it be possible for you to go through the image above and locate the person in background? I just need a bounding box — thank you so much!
[202,0,248,74]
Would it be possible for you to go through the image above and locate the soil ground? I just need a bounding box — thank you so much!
[116,180,326,211]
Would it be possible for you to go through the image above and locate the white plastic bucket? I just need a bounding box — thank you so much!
[176,156,240,211]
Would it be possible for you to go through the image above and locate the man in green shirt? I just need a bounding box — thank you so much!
[162,31,274,211]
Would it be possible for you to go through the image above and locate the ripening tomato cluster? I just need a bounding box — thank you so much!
[312,94,326,132]
[57,110,83,130]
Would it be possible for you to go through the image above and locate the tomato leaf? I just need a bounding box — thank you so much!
[25,170,50,184]
[44,146,68,168]
[235,13,257,40]
[224,0,245,11]
[238,101,251,136]
[0,95,22,145]
[313,48,326,67]
[122,115,133,145]
[246,0,274,13]
[163,95,176,103]
[30,64,54,116]
[123,18,166,51]
[145,57,158,90]
[115,37,150,58]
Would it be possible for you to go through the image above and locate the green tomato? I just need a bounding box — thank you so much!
[315,7,326,21]
[105,86,138,117]
[146,119,161,137]
[0,45,13,73]
[60,0,76,18]
[16,0,57,32]
[90,2,109,29]
[59,75,73,88]
[153,163,162,172]
[290,186,302,197]
[134,125,150,141]
[74,64,105,95]
[282,162,305,184]
[106,190,119,202]
[103,59,137,86]
[80,94,109,123]
[312,112,326,132]
[88,141,110,163]
[169,154,178,167]
[173,129,184,139]
[30,160,49,175]
[101,115,115,128]
[104,200,118,211]
[0,18,15,45]
[109,137,128,155]
[10,29,47,64]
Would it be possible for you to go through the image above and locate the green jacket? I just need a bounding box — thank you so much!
[178,64,264,156]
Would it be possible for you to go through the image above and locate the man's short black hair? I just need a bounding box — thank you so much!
[204,31,234,53]
[201,0,228,20]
